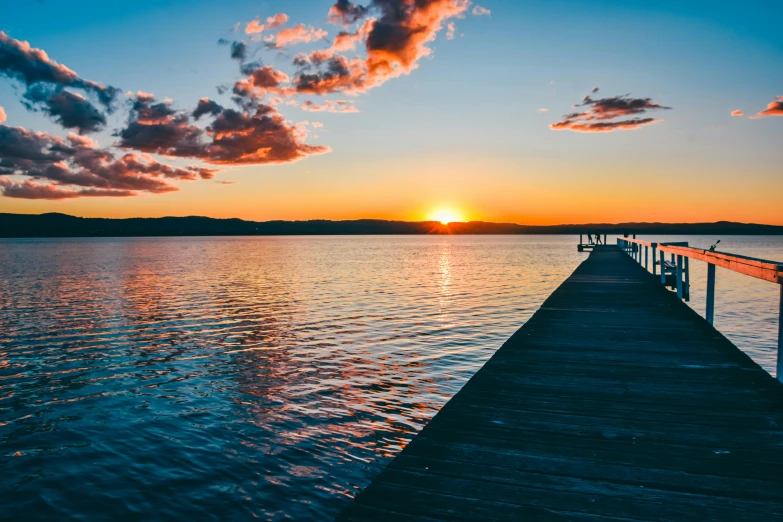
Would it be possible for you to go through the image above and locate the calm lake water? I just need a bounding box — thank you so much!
[1,235,781,520]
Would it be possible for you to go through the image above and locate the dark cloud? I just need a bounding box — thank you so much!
[328,0,369,25]
[230,41,248,62]
[0,125,215,199]
[118,92,206,157]
[294,55,366,94]
[115,93,328,166]
[204,105,329,164]
[0,31,119,108]
[193,98,224,120]
[23,86,107,133]
[550,89,670,133]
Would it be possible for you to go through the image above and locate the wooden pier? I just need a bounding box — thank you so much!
[339,245,783,521]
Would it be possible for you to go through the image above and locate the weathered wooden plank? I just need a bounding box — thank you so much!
[338,246,783,521]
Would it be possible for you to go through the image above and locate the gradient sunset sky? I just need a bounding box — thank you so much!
[1,0,781,224]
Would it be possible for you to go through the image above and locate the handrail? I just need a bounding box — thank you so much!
[657,244,783,284]
[616,236,783,381]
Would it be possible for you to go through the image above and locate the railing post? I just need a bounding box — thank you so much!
[644,246,649,271]
[706,263,716,324]
[660,250,666,284]
[676,255,683,299]
[684,257,690,301]
[778,285,782,382]
[652,245,657,276]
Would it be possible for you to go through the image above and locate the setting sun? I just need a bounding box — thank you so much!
[430,208,464,225]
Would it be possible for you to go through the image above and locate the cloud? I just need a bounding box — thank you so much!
[364,0,470,84]
[731,109,744,117]
[193,98,224,120]
[300,99,359,113]
[215,180,238,185]
[538,108,548,112]
[0,31,118,109]
[233,65,294,101]
[294,0,470,96]
[118,92,206,157]
[230,41,248,62]
[245,13,289,34]
[0,125,215,199]
[550,88,670,133]
[0,177,135,199]
[752,95,783,118]
[446,22,456,40]
[550,118,661,132]
[0,106,5,123]
[472,5,491,16]
[294,55,367,94]
[328,0,369,25]
[22,86,107,133]
[117,93,329,165]
[268,24,328,47]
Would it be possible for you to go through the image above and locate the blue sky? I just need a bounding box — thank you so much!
[1,0,781,223]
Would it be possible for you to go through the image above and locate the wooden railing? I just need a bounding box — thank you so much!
[617,237,783,381]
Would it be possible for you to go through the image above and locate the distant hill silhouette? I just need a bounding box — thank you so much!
[1,213,781,238]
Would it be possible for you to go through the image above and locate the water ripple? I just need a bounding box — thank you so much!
[0,235,780,520]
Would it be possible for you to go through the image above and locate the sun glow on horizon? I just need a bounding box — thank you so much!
[430,208,464,225]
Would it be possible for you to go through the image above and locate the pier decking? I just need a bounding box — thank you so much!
[339,245,783,521]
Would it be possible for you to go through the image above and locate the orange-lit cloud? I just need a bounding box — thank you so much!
[752,96,783,118]
[551,87,670,132]
[233,66,294,100]
[268,24,328,47]
[294,0,471,95]
[0,126,216,199]
[117,92,329,166]
[245,13,289,34]
[731,109,744,116]
[300,99,358,113]
[294,55,368,95]
[0,106,5,123]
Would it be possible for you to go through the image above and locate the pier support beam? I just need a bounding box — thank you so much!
[676,255,683,299]
[706,263,716,325]
[778,286,783,382]
[660,251,666,285]
[652,245,657,276]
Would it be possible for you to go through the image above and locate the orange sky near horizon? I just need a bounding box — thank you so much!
[2,153,780,225]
